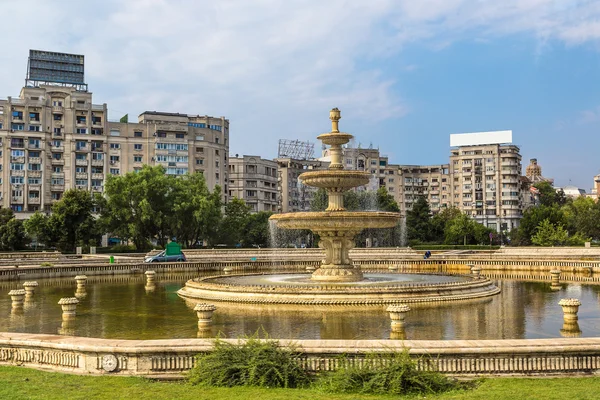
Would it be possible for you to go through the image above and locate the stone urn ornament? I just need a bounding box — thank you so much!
[8,289,26,307]
[386,304,411,329]
[145,270,156,283]
[74,275,88,289]
[470,265,482,279]
[23,281,39,299]
[550,270,561,285]
[58,297,80,318]
[194,303,217,328]
[558,298,581,321]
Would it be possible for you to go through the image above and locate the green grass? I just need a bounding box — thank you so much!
[2,366,600,400]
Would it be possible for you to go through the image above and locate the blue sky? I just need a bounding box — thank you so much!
[0,0,598,189]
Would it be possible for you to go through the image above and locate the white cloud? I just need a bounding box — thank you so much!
[0,0,599,157]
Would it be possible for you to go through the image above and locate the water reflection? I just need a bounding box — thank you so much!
[0,271,600,340]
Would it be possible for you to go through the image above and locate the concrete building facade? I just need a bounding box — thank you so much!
[276,157,327,212]
[229,155,278,213]
[0,85,229,217]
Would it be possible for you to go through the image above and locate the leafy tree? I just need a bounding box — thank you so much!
[445,213,473,245]
[430,207,462,243]
[46,189,99,252]
[310,188,328,211]
[24,211,48,249]
[534,182,568,207]
[562,197,600,241]
[516,205,567,246]
[218,197,251,246]
[241,212,273,248]
[376,186,400,212]
[406,196,432,243]
[0,216,27,251]
[531,219,589,246]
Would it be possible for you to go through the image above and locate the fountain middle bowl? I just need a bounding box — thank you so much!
[269,211,401,231]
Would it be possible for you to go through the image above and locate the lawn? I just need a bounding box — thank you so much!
[1,366,599,400]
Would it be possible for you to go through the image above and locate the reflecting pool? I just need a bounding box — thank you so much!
[2,271,600,340]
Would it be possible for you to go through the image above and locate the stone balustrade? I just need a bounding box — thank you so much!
[2,333,600,377]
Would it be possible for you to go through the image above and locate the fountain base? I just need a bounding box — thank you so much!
[311,265,364,282]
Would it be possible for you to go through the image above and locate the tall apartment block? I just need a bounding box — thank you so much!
[0,50,229,217]
[396,164,451,216]
[448,142,522,231]
[229,155,278,212]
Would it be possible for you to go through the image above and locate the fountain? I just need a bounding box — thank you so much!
[269,108,400,282]
[178,109,500,305]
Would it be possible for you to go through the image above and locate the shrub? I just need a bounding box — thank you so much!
[313,351,460,395]
[39,262,54,267]
[188,335,310,388]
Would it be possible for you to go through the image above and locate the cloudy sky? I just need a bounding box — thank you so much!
[1,0,599,189]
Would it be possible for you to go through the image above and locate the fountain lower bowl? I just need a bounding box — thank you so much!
[270,211,400,231]
[178,272,501,305]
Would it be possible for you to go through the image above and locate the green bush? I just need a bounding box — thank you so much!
[411,244,500,251]
[313,351,460,395]
[39,261,54,267]
[188,335,310,388]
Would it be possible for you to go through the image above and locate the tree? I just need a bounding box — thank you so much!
[0,218,27,251]
[534,182,568,207]
[445,213,473,245]
[241,212,273,248]
[310,188,328,211]
[24,211,48,249]
[218,198,251,247]
[562,197,600,241]
[516,205,567,246]
[46,189,99,252]
[376,187,400,212]
[406,196,432,243]
[531,219,589,246]
[430,207,462,243]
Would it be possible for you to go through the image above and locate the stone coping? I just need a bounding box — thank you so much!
[4,332,600,356]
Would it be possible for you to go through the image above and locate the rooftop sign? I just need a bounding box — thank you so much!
[450,130,512,147]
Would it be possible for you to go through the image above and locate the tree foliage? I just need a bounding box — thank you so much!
[406,196,432,243]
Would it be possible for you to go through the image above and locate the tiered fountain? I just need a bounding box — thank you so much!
[178,109,500,305]
[269,108,400,282]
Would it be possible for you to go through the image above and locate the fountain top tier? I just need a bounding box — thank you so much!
[299,108,371,212]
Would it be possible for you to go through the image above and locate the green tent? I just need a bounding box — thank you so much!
[165,241,181,256]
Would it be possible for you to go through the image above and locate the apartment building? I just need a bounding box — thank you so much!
[0,50,229,217]
[229,155,278,213]
[448,143,522,231]
[397,164,451,216]
[109,112,230,201]
[276,157,327,212]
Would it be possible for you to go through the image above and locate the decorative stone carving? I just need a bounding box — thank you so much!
[559,298,581,321]
[145,270,156,282]
[8,289,26,309]
[102,354,118,372]
[58,297,79,318]
[470,265,482,279]
[550,269,561,287]
[194,303,216,328]
[386,304,411,329]
[74,275,87,290]
[560,320,582,338]
[22,281,38,299]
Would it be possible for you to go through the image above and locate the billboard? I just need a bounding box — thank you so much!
[450,130,512,147]
[27,50,85,85]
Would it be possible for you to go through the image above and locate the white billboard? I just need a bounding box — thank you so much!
[450,130,512,147]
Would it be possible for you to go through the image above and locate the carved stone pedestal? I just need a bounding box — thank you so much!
[312,230,363,282]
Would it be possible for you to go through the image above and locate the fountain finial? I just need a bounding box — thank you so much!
[329,108,341,133]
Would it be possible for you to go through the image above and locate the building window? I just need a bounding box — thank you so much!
[51,178,64,185]
[52,153,62,160]
[10,176,24,184]
[109,168,120,175]
[110,143,120,149]
[246,190,256,197]
[166,168,188,175]
[12,111,23,119]
[29,112,40,121]
[134,144,142,150]
[28,125,41,132]
[75,153,87,160]
[76,128,88,134]
[53,127,62,135]
[189,122,206,128]
[11,123,24,131]
[155,143,188,151]
[92,152,103,160]
[157,131,167,138]
[134,131,143,137]
[51,192,62,200]
[28,191,40,199]
[195,135,205,141]
[75,179,88,187]
[134,156,142,162]
[196,159,203,165]
[75,166,87,173]
[91,128,103,135]
[175,133,185,139]
[52,166,62,173]
[110,155,120,163]
[11,205,23,212]
[28,164,41,171]
[28,177,40,185]
[52,101,63,107]
[11,150,25,158]
[76,116,87,124]
[110,130,120,137]
[215,137,220,144]
[28,151,40,158]
[10,163,24,171]
[209,125,222,131]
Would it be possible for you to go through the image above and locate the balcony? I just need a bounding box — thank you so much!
[76,146,90,153]
[92,120,103,128]
[10,156,25,163]
[75,184,87,190]
[501,169,519,175]
[51,172,64,179]
[92,173,104,180]
[485,169,496,175]
[11,197,24,204]
[28,197,40,205]
[91,159,104,167]
[11,170,25,177]
[50,184,64,191]
[75,159,88,166]
[28,183,41,190]
[51,159,65,165]
[430,190,439,195]
[76,172,89,179]
[92,186,103,192]
[28,170,42,178]
[28,157,41,164]
[52,105,64,114]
